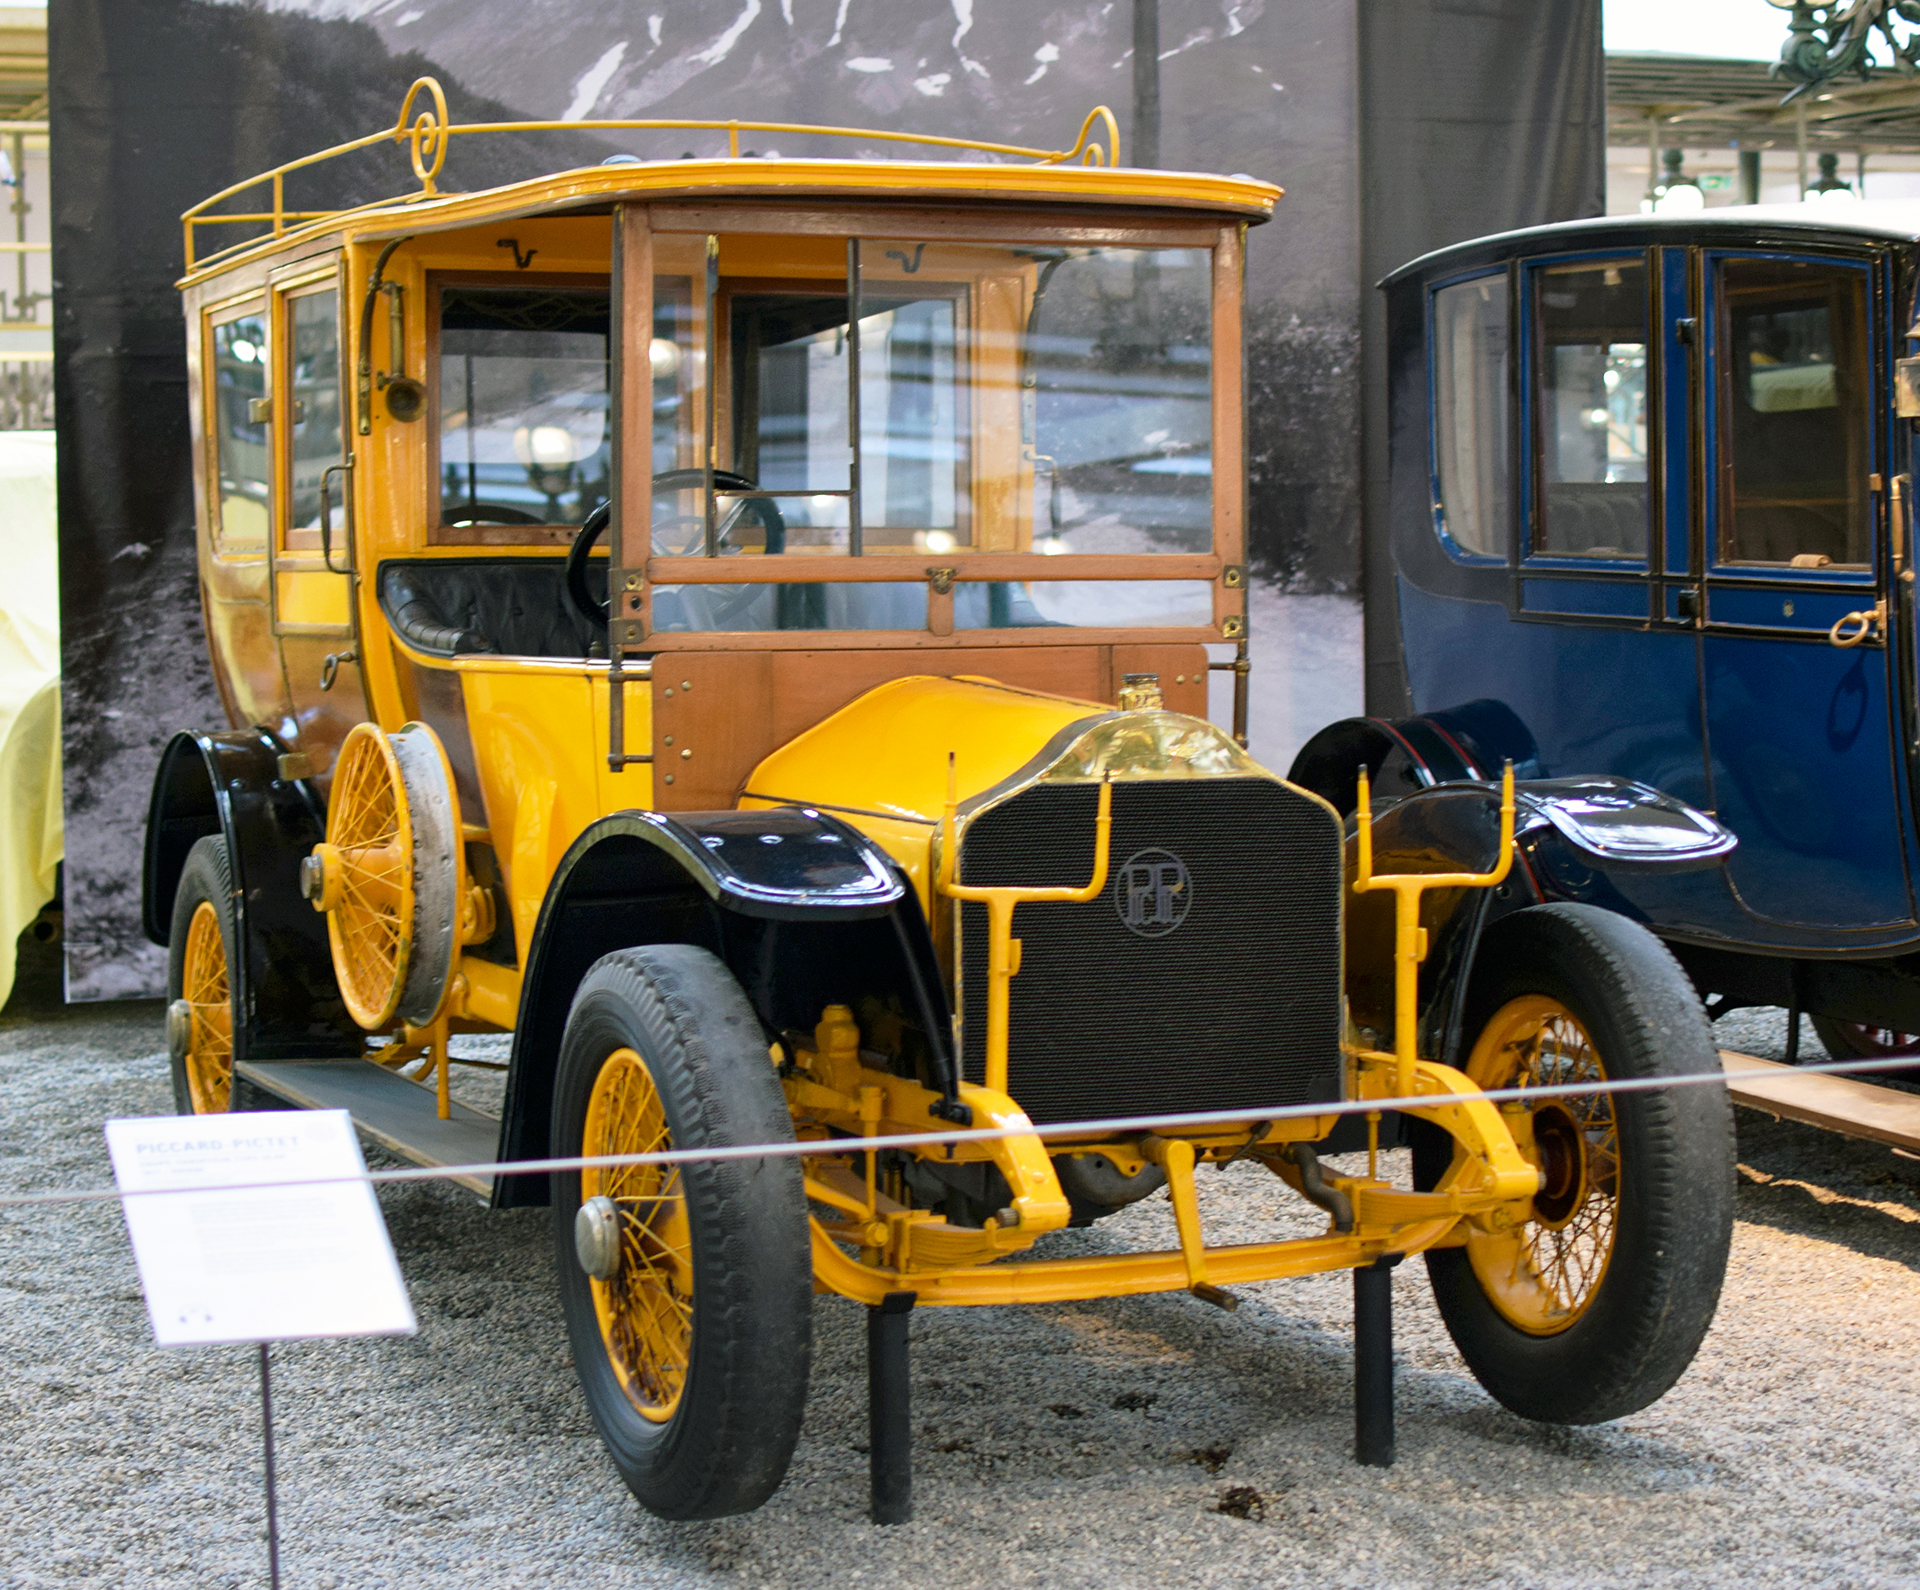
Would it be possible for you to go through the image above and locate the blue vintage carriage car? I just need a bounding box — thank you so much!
[1296,203,1920,1058]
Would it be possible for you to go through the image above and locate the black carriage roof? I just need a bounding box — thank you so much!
[1383,200,1920,288]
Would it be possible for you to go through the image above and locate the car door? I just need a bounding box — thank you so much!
[1507,247,1710,808]
[267,258,366,780]
[1694,247,1914,931]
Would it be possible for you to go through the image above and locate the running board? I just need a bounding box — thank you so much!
[234,1059,501,1197]
[1721,1049,1920,1156]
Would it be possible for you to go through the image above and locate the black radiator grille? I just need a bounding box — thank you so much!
[957,778,1344,1126]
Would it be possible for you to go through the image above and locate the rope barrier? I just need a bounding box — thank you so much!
[0,1051,1911,1212]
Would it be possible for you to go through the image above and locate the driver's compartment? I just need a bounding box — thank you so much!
[407,235,1080,654]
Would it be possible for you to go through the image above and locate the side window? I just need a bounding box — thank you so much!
[1431,274,1510,558]
[209,306,270,552]
[1716,258,1869,568]
[1531,258,1649,559]
[436,283,611,532]
[284,285,343,547]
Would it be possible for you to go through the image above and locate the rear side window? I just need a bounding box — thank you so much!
[1431,275,1510,558]
[1531,257,1649,559]
[436,284,611,531]
[1716,257,1869,568]
[209,306,270,552]
[285,286,343,544]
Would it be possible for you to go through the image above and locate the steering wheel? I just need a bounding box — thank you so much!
[564,469,787,632]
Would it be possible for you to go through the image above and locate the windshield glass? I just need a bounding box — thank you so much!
[644,233,1215,634]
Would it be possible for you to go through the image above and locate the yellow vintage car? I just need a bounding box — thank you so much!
[142,81,1737,1522]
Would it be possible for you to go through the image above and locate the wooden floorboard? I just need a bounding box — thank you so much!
[1720,1048,1920,1155]
[234,1060,500,1196]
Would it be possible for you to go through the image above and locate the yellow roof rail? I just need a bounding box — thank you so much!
[181,75,1124,271]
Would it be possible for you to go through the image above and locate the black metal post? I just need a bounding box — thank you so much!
[259,1342,282,1590]
[1132,0,1160,168]
[1354,1258,1396,1468]
[867,1291,915,1524]
[1786,961,1803,1067]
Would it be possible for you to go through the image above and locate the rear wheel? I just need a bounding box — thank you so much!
[165,836,237,1115]
[1810,1015,1920,1068]
[1416,903,1734,1424]
[551,945,811,1519]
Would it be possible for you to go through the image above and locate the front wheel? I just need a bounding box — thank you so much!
[551,945,812,1520]
[1416,903,1734,1425]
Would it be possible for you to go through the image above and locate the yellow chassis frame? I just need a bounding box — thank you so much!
[787,766,1536,1309]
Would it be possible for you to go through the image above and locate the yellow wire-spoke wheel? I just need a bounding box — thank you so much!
[553,945,812,1519]
[583,1046,694,1423]
[1462,994,1619,1335]
[1421,905,1733,1426]
[179,899,233,1114]
[319,722,415,1028]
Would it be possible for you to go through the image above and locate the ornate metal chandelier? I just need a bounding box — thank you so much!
[1771,1,1920,96]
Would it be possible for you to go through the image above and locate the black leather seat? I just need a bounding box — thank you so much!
[1540,482,1650,558]
[377,558,603,659]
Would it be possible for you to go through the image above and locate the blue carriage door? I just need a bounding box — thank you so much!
[1510,250,1709,808]
[1696,250,1914,930]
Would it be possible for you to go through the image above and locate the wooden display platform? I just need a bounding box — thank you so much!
[233,1059,500,1196]
[1720,1049,1920,1155]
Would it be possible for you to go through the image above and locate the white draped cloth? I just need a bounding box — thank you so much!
[0,431,61,1007]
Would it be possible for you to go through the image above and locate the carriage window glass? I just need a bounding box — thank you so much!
[1532,258,1649,559]
[728,288,960,550]
[1717,258,1869,567]
[1431,275,1510,557]
[210,309,270,550]
[438,286,610,529]
[285,288,342,539]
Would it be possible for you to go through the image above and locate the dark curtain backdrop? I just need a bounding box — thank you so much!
[1356,0,1607,714]
[48,0,612,996]
[49,0,1594,999]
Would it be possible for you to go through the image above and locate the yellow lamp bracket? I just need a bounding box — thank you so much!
[935,754,1113,1096]
[1351,760,1517,1099]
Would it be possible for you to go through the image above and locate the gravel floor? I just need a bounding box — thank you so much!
[4,938,1920,1590]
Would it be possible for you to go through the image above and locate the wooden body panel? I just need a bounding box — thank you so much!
[649,645,1193,811]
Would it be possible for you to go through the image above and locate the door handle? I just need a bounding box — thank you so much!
[1830,600,1887,647]
[320,461,356,576]
[1894,473,1909,576]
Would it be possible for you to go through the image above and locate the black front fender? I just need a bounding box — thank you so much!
[493,806,953,1208]
[141,728,360,1060]
[1348,775,1735,1068]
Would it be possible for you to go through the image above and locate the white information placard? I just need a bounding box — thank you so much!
[106,1109,417,1347]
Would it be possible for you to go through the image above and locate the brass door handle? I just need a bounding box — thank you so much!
[1830,601,1886,647]
[1895,473,1910,574]
[319,648,356,690]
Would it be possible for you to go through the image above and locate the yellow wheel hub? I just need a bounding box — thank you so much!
[180,899,233,1114]
[316,723,416,1029]
[583,1046,694,1423]
[1463,995,1620,1335]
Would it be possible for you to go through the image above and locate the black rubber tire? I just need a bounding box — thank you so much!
[1810,1014,1920,1071]
[1415,903,1734,1425]
[165,835,241,1116]
[551,945,812,1520]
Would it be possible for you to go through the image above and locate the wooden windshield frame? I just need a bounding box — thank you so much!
[608,202,1246,656]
